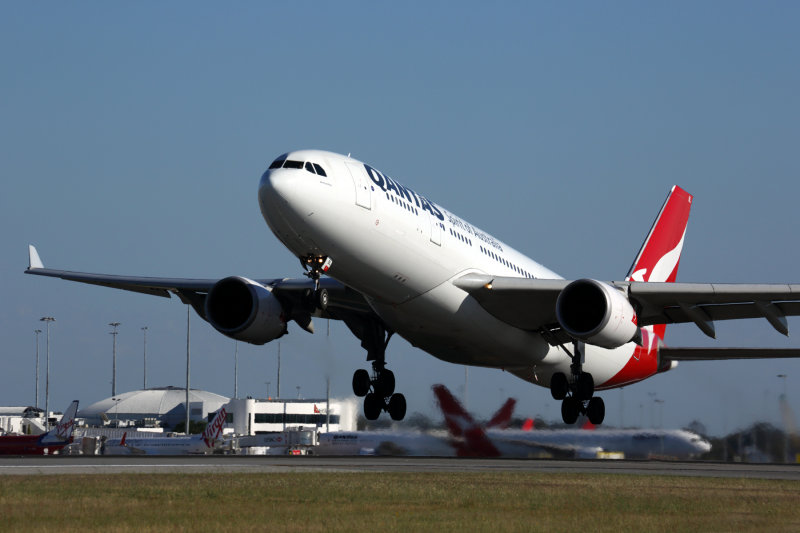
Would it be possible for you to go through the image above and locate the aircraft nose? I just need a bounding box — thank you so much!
[260,168,299,208]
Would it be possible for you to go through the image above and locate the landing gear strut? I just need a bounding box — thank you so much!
[346,320,406,421]
[301,255,331,310]
[550,341,605,425]
[302,255,406,422]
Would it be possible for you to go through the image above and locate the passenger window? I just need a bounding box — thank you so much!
[313,163,327,177]
[305,162,317,174]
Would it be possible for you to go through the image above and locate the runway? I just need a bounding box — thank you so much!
[1,456,799,480]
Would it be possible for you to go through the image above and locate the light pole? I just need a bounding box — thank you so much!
[141,326,148,390]
[34,329,42,409]
[109,322,120,397]
[39,317,55,430]
[234,341,238,399]
[778,374,789,462]
[185,306,190,434]
[296,386,301,399]
[266,381,271,399]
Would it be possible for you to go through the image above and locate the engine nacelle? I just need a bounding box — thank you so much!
[555,279,639,349]
[205,276,286,345]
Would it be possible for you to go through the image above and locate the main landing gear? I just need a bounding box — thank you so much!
[346,320,406,421]
[300,254,406,421]
[550,341,605,425]
[352,362,407,421]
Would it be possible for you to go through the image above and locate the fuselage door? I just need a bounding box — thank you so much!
[429,215,442,246]
[345,161,372,210]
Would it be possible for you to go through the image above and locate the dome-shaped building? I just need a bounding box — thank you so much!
[79,387,230,429]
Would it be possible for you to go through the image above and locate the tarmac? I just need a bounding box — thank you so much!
[1,455,799,480]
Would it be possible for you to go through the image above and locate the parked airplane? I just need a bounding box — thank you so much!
[25,150,800,425]
[316,393,515,456]
[105,407,227,455]
[434,384,710,459]
[0,401,79,455]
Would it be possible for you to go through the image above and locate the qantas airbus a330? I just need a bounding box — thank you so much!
[26,150,800,424]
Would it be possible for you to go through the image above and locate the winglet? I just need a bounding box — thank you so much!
[28,245,44,270]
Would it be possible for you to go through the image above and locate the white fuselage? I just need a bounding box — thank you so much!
[486,428,712,459]
[258,150,649,390]
[105,435,214,455]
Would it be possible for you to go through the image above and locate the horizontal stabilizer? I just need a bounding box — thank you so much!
[661,347,800,361]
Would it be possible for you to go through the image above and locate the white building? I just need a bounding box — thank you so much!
[79,387,230,429]
[226,397,358,436]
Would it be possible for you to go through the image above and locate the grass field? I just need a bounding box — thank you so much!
[1,472,799,532]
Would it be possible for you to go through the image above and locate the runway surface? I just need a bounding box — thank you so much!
[1,456,799,480]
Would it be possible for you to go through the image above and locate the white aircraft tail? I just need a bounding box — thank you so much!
[202,407,228,448]
[40,400,79,444]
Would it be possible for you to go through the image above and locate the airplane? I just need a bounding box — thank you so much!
[104,407,227,455]
[25,149,800,426]
[0,401,79,455]
[316,393,515,456]
[433,384,711,459]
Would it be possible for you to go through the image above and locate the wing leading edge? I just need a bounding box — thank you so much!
[24,245,372,316]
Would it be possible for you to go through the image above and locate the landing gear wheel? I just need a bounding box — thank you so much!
[375,369,395,397]
[550,373,568,400]
[352,369,370,397]
[575,372,594,401]
[388,393,406,421]
[317,288,329,310]
[561,397,580,425]
[364,392,382,420]
[586,397,605,425]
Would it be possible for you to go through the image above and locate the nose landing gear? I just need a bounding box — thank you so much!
[301,255,332,310]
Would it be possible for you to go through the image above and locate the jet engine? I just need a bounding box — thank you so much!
[555,279,639,349]
[205,276,286,345]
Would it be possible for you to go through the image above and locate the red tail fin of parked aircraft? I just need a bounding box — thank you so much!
[521,418,534,431]
[432,385,501,457]
[486,398,516,430]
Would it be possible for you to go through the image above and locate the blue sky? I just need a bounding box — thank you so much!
[2,2,799,436]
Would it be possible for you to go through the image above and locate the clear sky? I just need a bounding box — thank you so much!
[2,2,799,436]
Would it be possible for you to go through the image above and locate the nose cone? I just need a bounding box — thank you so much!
[259,168,301,221]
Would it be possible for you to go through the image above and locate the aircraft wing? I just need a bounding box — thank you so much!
[25,245,371,314]
[454,273,800,341]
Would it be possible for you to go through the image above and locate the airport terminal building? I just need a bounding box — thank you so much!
[226,397,358,435]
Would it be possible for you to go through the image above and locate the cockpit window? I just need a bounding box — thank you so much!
[282,160,304,169]
[268,158,286,169]
[304,162,317,174]
[313,163,327,177]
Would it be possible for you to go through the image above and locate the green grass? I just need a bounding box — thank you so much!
[1,473,799,532]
